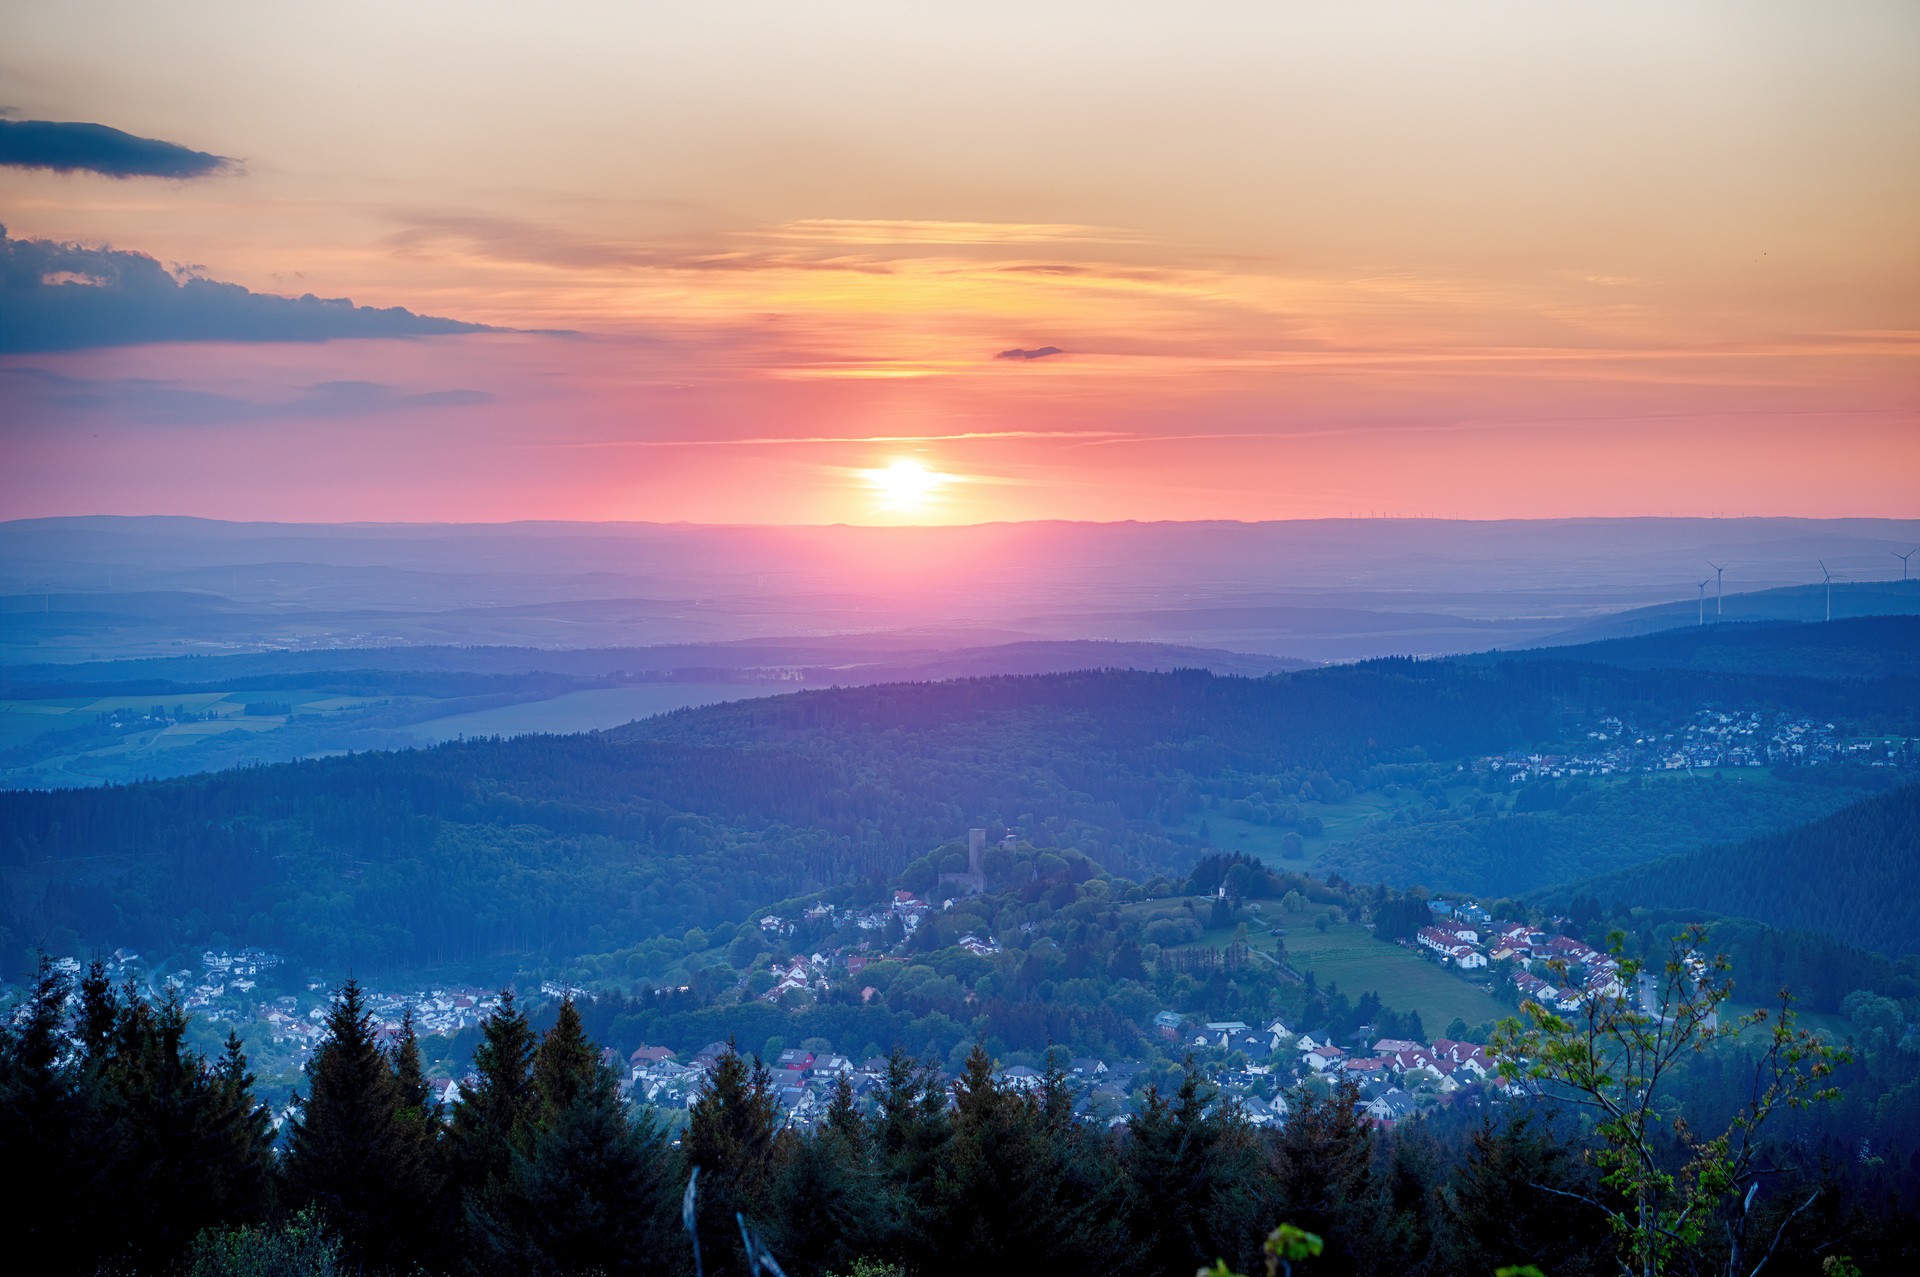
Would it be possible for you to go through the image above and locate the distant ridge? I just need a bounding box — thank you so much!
[1530,579,1920,647]
[0,637,1309,687]
[1467,614,1920,681]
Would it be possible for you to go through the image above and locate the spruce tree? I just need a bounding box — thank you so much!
[932,1043,1084,1275]
[448,988,539,1270]
[532,997,598,1118]
[684,1043,781,1276]
[1439,1114,1608,1277]
[83,991,276,1271]
[467,995,676,1275]
[283,979,440,1271]
[0,958,83,1272]
[768,1073,886,1275]
[1124,1065,1267,1277]
[869,1048,951,1266]
[1269,1084,1385,1276]
[75,959,118,1061]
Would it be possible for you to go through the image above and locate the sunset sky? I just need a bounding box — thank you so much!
[3,1,1917,524]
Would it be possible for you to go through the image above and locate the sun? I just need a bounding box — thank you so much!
[868,457,942,511]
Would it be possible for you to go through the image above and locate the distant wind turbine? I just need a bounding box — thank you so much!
[1707,562,1726,616]
[1818,560,1834,623]
[1696,578,1711,626]
[1895,548,1918,581]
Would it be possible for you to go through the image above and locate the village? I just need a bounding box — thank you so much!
[16,878,1556,1139]
[614,1008,1518,1136]
[1478,708,1915,782]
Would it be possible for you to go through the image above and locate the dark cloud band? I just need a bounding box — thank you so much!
[0,226,507,352]
[0,118,232,179]
[996,345,1064,360]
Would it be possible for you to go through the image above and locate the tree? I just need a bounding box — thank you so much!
[684,1043,782,1276]
[767,1092,887,1277]
[533,998,599,1118]
[448,987,540,1266]
[934,1043,1059,1272]
[1124,1064,1268,1276]
[492,1013,677,1277]
[283,979,443,1270]
[0,958,85,1271]
[1493,928,1849,1277]
[869,1048,952,1268]
[1439,1113,1607,1277]
[1268,1085,1387,1275]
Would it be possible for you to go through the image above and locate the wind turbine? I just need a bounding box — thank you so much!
[1696,578,1711,626]
[1707,562,1726,616]
[1895,548,1918,581]
[1818,560,1834,623]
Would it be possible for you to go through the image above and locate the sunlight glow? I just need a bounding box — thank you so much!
[864,457,952,513]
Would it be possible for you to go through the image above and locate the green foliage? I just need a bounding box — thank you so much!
[1492,927,1850,1277]
[1325,774,1873,898]
[186,1209,343,1277]
[282,979,442,1272]
[1578,782,1920,958]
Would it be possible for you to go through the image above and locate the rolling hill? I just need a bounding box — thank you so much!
[1565,782,1920,958]
[5,647,1916,977]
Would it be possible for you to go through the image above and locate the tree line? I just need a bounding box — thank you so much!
[6,956,1918,1277]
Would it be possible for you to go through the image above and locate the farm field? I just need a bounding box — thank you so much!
[0,679,797,787]
[403,682,790,742]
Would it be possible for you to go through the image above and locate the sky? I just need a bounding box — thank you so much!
[2,1,1917,525]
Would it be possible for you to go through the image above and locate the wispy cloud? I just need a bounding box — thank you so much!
[541,429,1128,449]
[0,117,233,179]
[759,219,1147,246]
[389,213,894,274]
[4,368,493,424]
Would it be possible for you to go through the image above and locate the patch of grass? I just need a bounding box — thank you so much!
[1267,905,1508,1031]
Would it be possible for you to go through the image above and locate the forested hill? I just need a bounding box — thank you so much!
[3,658,1916,975]
[1467,615,1920,680]
[1567,783,1920,958]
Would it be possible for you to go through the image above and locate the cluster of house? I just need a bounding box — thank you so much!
[1153,1013,1511,1127]
[1478,709,1905,782]
[760,891,934,943]
[1410,902,1625,1009]
[618,1036,1159,1127]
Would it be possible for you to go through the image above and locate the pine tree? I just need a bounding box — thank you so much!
[82,991,276,1270]
[932,1043,1086,1275]
[1125,1065,1268,1277]
[283,978,441,1271]
[532,997,598,1118]
[684,1042,781,1276]
[0,958,84,1272]
[448,989,540,1272]
[868,1047,951,1265]
[1269,1084,1384,1276]
[468,995,677,1275]
[75,959,118,1060]
[514,1063,677,1275]
[768,1073,886,1275]
[1439,1113,1606,1277]
[392,1007,433,1114]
